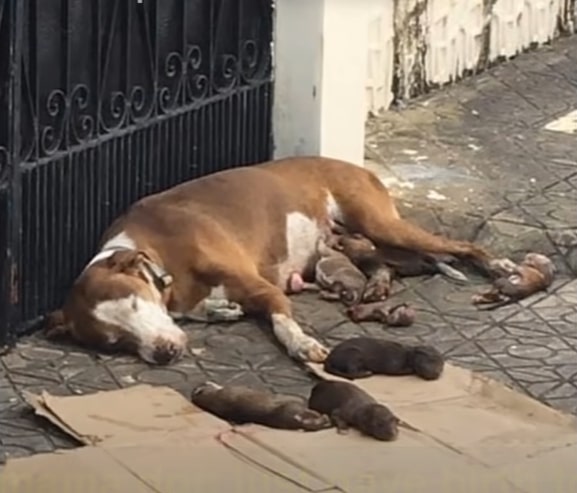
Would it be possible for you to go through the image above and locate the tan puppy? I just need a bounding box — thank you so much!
[473,253,556,307]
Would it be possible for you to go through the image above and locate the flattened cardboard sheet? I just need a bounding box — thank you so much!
[305,361,577,471]
[0,447,156,493]
[5,385,322,493]
[22,384,230,447]
[5,363,577,493]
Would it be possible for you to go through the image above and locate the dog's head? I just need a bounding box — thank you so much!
[45,250,187,365]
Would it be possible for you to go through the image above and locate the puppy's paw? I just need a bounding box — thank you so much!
[191,381,223,396]
[297,411,333,431]
[361,281,389,303]
[488,257,518,277]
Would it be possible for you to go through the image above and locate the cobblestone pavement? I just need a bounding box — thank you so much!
[2,38,577,463]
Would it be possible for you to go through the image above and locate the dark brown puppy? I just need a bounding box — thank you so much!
[335,232,468,283]
[308,380,400,441]
[473,253,556,308]
[191,382,332,431]
[323,336,444,381]
[346,302,416,327]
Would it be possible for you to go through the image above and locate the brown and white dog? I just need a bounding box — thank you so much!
[44,157,492,365]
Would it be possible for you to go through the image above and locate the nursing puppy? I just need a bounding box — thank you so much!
[308,380,400,441]
[289,241,368,306]
[331,233,394,301]
[473,253,556,308]
[323,336,444,381]
[335,232,468,283]
[191,382,332,431]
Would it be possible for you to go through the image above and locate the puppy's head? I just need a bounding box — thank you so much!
[409,345,444,380]
[358,404,399,441]
[522,253,556,279]
[335,233,377,260]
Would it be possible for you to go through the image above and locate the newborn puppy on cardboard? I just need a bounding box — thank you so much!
[323,336,444,381]
[191,382,331,431]
[308,380,402,441]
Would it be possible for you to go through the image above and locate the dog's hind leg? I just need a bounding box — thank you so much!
[334,177,493,271]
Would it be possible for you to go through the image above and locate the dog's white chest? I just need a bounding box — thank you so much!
[278,212,322,286]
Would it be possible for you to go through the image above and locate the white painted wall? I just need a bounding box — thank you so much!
[273,0,379,166]
[272,0,323,160]
[426,0,486,85]
[366,2,395,113]
[366,0,576,114]
[272,0,574,160]
[490,0,564,58]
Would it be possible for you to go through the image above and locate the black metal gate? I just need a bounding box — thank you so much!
[0,0,274,346]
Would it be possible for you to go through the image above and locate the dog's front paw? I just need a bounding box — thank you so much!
[291,336,329,363]
[206,302,244,322]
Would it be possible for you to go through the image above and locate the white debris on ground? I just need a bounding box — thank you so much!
[426,190,448,201]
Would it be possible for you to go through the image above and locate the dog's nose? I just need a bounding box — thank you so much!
[151,342,181,365]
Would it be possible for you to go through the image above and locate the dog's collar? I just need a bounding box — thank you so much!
[141,256,173,291]
[88,246,173,291]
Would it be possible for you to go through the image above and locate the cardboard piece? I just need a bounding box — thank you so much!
[22,384,230,447]
[0,447,155,493]
[303,361,577,485]
[231,426,526,493]
[306,362,577,467]
[3,362,577,493]
[4,385,320,493]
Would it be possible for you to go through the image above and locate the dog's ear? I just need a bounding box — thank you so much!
[106,250,148,273]
[44,310,73,339]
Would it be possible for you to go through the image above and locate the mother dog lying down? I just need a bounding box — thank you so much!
[44,157,492,365]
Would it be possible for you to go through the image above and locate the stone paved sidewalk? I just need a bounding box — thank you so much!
[366,36,577,275]
[1,37,577,463]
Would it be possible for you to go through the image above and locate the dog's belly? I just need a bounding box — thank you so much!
[277,212,324,288]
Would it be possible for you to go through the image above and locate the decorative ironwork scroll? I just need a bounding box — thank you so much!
[1,0,274,338]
